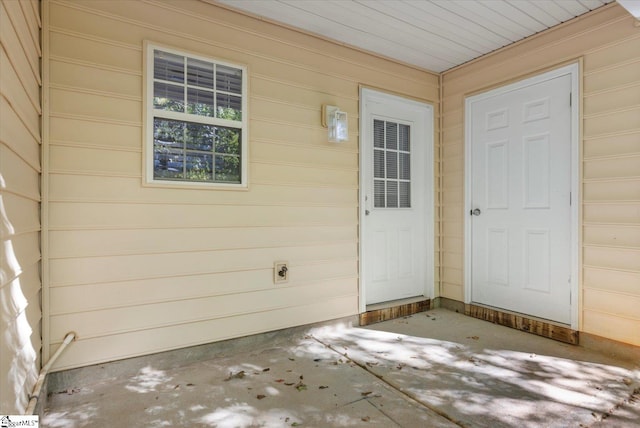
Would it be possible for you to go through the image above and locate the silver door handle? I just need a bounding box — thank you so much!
[365,210,370,216]
[471,208,481,216]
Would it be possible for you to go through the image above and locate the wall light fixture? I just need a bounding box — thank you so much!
[322,105,348,143]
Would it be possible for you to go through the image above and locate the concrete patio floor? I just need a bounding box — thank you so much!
[42,308,640,427]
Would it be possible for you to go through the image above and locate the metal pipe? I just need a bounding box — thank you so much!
[25,332,76,415]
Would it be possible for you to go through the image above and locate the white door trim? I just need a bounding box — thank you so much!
[464,63,580,329]
[359,88,435,313]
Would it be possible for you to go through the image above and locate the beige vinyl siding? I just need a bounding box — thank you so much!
[44,0,439,370]
[0,0,42,414]
[441,3,640,345]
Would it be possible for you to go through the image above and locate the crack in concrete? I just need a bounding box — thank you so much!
[311,335,467,427]
[592,386,640,426]
[365,397,404,427]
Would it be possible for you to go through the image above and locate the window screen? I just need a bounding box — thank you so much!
[373,119,411,208]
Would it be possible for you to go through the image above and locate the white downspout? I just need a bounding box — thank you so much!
[25,332,76,415]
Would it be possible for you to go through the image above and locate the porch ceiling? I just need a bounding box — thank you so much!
[213,0,615,72]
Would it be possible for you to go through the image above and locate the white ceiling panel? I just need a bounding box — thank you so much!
[536,1,586,21]
[366,1,499,57]
[214,0,616,72]
[508,2,563,28]
[407,1,514,48]
[441,1,535,40]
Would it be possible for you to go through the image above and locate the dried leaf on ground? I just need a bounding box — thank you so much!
[295,382,307,391]
[275,379,285,383]
[224,371,246,381]
[257,394,266,400]
[361,391,372,396]
[319,385,329,389]
[262,368,270,372]
[468,357,481,365]
[361,416,371,422]
[466,336,479,340]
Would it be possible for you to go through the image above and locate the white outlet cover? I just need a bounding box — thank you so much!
[274,261,289,283]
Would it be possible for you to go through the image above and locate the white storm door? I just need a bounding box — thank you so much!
[468,70,574,324]
[361,89,433,306]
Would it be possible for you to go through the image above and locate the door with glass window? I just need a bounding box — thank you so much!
[360,89,433,305]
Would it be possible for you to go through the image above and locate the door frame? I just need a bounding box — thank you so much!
[359,87,435,313]
[463,63,580,328]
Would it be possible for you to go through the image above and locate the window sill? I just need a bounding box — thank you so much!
[142,179,249,191]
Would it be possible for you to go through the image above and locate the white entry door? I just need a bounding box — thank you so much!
[360,88,434,307]
[466,66,577,325]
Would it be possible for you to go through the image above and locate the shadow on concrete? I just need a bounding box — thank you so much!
[310,311,639,428]
[42,309,640,427]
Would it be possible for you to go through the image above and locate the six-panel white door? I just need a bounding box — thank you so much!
[468,73,573,324]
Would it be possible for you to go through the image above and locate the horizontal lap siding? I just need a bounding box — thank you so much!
[0,0,41,414]
[45,0,439,370]
[441,3,640,345]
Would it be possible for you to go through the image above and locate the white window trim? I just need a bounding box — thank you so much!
[143,41,248,189]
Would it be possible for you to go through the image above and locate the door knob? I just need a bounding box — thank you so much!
[471,208,481,216]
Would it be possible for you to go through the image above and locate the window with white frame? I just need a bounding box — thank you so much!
[373,119,411,208]
[146,43,247,186]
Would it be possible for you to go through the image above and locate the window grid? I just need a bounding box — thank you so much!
[153,72,241,117]
[373,120,411,208]
[149,46,245,185]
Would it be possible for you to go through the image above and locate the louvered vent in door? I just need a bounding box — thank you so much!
[373,119,411,208]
